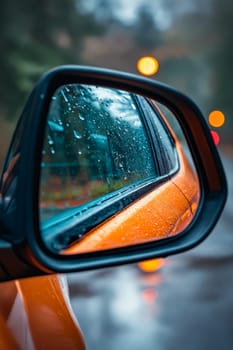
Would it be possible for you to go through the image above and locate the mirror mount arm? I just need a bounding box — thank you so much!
[0,239,46,281]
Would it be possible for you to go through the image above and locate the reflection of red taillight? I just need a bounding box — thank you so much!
[138,258,166,273]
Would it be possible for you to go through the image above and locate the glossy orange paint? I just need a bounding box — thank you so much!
[0,275,85,350]
[0,153,198,350]
[64,141,200,254]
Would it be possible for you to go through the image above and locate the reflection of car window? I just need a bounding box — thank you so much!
[40,85,158,222]
[138,97,178,176]
[153,110,178,174]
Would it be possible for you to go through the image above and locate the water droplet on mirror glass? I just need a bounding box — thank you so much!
[61,90,68,102]
[73,130,82,139]
[79,114,85,121]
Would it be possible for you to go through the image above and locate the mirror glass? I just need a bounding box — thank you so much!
[39,84,200,254]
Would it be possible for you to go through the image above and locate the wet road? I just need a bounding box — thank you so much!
[68,155,233,350]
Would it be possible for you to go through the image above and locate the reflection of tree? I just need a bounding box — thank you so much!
[42,84,156,206]
[134,4,161,48]
[50,85,154,180]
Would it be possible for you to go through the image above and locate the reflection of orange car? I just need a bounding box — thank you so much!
[0,66,226,348]
[40,87,200,254]
[64,103,200,254]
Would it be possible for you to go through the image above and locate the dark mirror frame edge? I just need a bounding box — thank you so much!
[0,66,227,280]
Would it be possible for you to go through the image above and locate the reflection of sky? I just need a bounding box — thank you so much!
[85,85,142,128]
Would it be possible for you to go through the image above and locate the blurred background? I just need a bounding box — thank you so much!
[1,0,233,349]
[1,0,233,168]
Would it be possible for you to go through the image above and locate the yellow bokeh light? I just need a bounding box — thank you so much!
[137,56,159,76]
[208,110,225,128]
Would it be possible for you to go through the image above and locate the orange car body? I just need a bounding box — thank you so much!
[0,91,200,349]
[0,275,85,349]
[0,124,199,349]
[0,136,199,349]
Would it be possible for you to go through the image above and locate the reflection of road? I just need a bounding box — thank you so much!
[68,155,233,350]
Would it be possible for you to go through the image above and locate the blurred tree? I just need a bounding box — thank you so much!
[90,0,119,25]
[0,0,105,120]
[133,4,161,48]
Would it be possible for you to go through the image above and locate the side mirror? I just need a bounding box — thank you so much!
[0,66,227,280]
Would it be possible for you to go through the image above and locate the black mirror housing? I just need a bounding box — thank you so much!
[0,66,227,281]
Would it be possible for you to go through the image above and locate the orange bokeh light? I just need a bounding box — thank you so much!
[138,258,165,272]
[137,56,159,76]
[208,110,225,128]
[211,130,220,146]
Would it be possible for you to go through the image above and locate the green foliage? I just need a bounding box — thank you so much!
[0,0,105,120]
